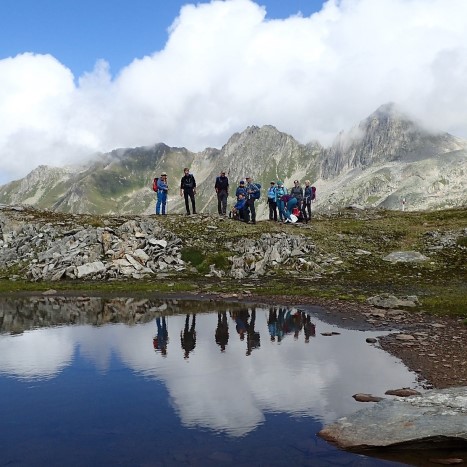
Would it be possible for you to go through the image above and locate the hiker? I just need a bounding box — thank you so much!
[290,180,306,222]
[275,181,287,222]
[245,176,260,224]
[235,180,247,199]
[156,172,169,215]
[303,180,316,220]
[230,192,247,221]
[282,193,298,223]
[180,168,197,215]
[267,181,278,221]
[214,171,229,216]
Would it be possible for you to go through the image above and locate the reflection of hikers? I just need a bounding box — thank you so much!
[267,308,278,341]
[246,308,260,356]
[215,312,229,352]
[234,309,249,340]
[304,314,316,343]
[180,314,197,359]
[153,316,168,356]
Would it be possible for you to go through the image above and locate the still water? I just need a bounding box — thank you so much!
[0,296,419,466]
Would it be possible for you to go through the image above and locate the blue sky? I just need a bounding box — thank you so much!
[1,0,467,184]
[1,0,325,79]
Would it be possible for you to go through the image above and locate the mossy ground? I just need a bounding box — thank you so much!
[1,207,466,317]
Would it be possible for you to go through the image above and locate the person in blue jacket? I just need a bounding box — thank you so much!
[231,192,247,221]
[275,181,287,222]
[267,181,277,221]
[156,172,169,215]
[235,180,247,199]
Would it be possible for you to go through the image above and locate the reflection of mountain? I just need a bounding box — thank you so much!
[0,301,418,436]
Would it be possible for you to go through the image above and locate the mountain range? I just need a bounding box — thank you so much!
[1,103,466,216]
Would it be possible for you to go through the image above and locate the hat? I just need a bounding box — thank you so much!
[240,180,245,184]
[277,180,283,185]
[161,172,167,176]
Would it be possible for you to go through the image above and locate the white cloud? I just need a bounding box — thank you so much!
[1,0,467,183]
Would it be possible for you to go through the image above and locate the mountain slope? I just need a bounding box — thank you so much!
[1,104,466,214]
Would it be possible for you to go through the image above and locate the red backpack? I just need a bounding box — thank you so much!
[152,177,159,192]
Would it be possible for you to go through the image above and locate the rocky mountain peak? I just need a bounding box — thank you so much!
[320,103,466,179]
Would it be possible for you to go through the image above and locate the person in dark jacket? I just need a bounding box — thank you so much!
[245,176,260,224]
[180,168,197,215]
[303,180,315,221]
[214,171,229,215]
[290,180,306,222]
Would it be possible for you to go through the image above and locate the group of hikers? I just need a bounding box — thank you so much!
[153,309,317,357]
[153,169,316,223]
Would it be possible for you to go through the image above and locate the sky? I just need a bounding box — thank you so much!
[1,0,467,184]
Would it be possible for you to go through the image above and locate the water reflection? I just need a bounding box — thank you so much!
[0,296,419,442]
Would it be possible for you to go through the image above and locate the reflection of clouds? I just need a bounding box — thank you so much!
[0,328,74,380]
[0,307,418,437]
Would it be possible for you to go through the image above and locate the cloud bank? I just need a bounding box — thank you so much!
[1,0,467,183]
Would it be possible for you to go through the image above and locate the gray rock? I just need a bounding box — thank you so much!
[319,387,467,450]
[76,261,106,278]
[367,293,419,308]
[383,251,429,263]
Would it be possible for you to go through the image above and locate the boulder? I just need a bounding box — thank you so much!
[319,387,467,450]
[383,251,429,263]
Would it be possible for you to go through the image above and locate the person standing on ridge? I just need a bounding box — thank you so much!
[180,168,197,215]
[245,176,260,224]
[215,170,229,216]
[156,172,169,215]
[267,181,278,221]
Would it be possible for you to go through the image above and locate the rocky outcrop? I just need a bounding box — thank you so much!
[0,206,185,281]
[318,387,467,450]
[0,206,342,282]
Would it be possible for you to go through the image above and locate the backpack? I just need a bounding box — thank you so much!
[311,186,316,200]
[251,183,261,199]
[152,177,159,192]
[183,174,194,189]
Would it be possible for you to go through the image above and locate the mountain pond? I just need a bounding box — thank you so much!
[0,295,425,466]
